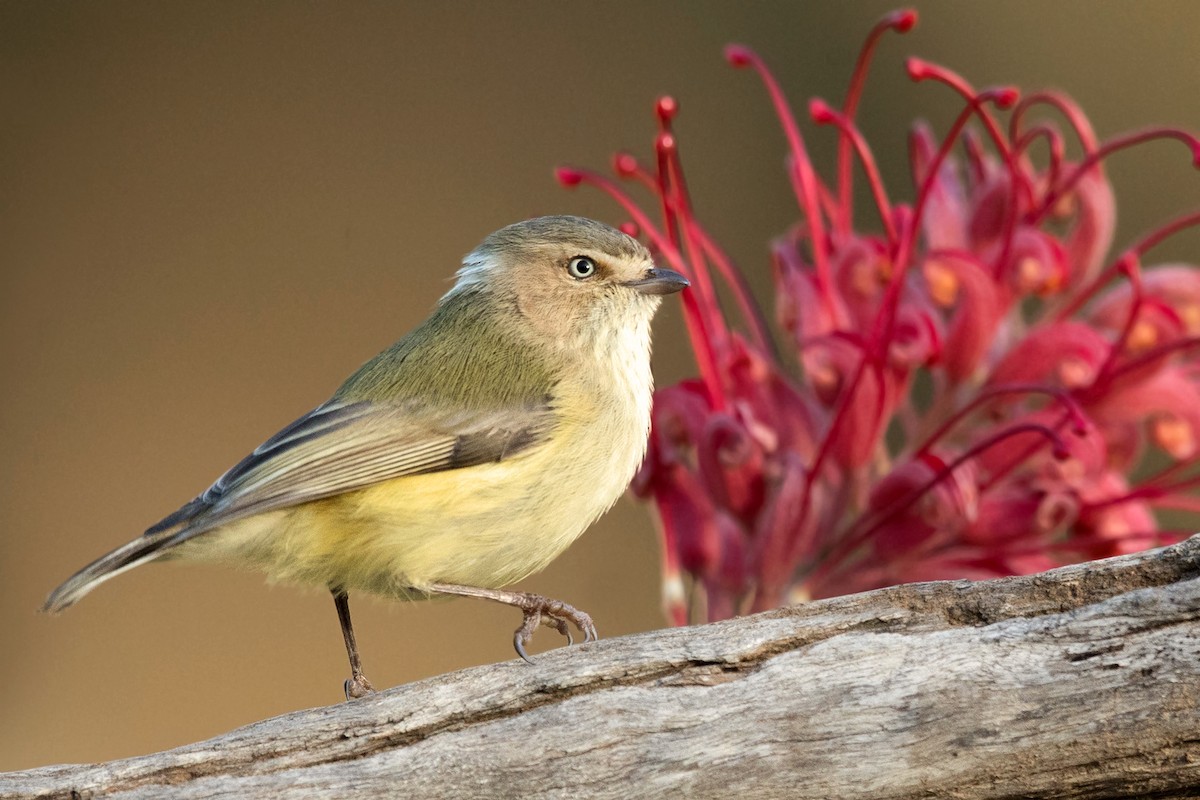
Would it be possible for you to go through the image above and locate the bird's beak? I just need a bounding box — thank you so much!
[623,267,690,296]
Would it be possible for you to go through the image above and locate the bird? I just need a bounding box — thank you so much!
[43,215,688,698]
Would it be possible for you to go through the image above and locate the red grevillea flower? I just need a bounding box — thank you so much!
[559,9,1200,624]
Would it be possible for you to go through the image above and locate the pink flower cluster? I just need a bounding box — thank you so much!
[559,10,1200,623]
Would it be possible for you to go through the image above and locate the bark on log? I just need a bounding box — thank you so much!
[5,536,1200,800]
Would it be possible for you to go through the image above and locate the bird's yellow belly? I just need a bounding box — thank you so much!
[178,410,645,597]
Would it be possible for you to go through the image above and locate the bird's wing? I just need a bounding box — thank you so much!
[146,398,554,543]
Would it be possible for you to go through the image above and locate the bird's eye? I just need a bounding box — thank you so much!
[567,256,597,280]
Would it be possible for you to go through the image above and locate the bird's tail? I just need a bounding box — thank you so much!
[41,528,181,613]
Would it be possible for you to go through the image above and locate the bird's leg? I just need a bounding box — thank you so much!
[331,589,375,699]
[425,583,598,663]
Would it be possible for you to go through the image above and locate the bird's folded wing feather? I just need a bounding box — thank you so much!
[146,398,554,543]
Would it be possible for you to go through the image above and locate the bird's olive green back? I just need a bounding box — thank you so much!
[333,286,558,411]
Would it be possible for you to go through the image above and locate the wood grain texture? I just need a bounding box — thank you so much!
[6,536,1200,800]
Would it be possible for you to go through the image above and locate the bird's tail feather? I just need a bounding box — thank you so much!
[41,528,181,613]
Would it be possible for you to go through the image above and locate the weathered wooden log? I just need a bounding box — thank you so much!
[4,536,1200,799]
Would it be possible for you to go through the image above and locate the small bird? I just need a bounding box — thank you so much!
[44,215,687,698]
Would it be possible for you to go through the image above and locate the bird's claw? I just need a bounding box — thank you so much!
[343,673,376,700]
[511,594,598,663]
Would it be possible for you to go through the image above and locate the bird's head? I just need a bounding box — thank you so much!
[450,216,688,351]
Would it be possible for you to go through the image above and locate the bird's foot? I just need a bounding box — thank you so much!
[424,582,599,663]
[512,593,598,663]
[343,673,376,700]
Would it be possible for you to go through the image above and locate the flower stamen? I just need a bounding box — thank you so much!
[837,8,918,233]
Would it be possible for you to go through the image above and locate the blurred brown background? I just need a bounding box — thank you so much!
[2,0,1198,771]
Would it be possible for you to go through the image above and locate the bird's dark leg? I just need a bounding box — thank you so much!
[425,583,597,663]
[332,589,375,699]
